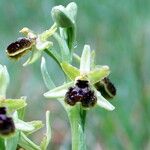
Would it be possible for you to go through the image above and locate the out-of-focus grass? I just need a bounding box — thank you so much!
[0,0,150,149]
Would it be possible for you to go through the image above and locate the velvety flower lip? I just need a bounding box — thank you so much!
[6,37,34,59]
[0,107,15,136]
[65,80,97,107]
[0,107,7,115]
[44,45,115,111]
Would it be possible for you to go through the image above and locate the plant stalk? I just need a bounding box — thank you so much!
[68,105,86,150]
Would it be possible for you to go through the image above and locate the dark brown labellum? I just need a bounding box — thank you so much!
[6,37,33,59]
[94,77,116,99]
[0,107,7,115]
[65,80,97,108]
[0,114,15,136]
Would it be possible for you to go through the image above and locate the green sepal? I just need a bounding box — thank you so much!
[88,66,110,84]
[23,48,42,66]
[80,45,91,74]
[96,91,115,111]
[0,98,27,112]
[44,82,73,99]
[61,62,80,80]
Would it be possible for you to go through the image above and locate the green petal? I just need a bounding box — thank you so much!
[15,119,35,132]
[0,98,27,111]
[44,82,73,99]
[40,111,51,150]
[36,40,53,51]
[88,66,110,84]
[80,45,91,74]
[61,62,80,80]
[96,91,115,111]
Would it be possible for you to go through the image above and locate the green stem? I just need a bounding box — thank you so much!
[0,137,5,150]
[18,132,40,150]
[44,49,61,69]
[68,105,86,150]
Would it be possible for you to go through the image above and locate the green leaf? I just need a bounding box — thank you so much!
[44,82,73,99]
[96,91,115,111]
[61,62,80,80]
[88,66,110,84]
[80,45,91,74]
[0,98,27,111]
[53,33,71,62]
[40,111,51,150]
[41,57,55,90]
[19,132,40,150]
[0,65,9,98]
[5,132,20,150]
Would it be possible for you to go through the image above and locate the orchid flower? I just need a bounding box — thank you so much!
[44,45,115,111]
[6,24,57,66]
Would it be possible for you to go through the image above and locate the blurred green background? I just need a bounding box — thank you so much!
[0,0,150,150]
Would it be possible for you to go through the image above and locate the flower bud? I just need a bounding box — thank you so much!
[51,6,74,28]
[65,80,97,107]
[6,37,34,59]
[94,77,116,99]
